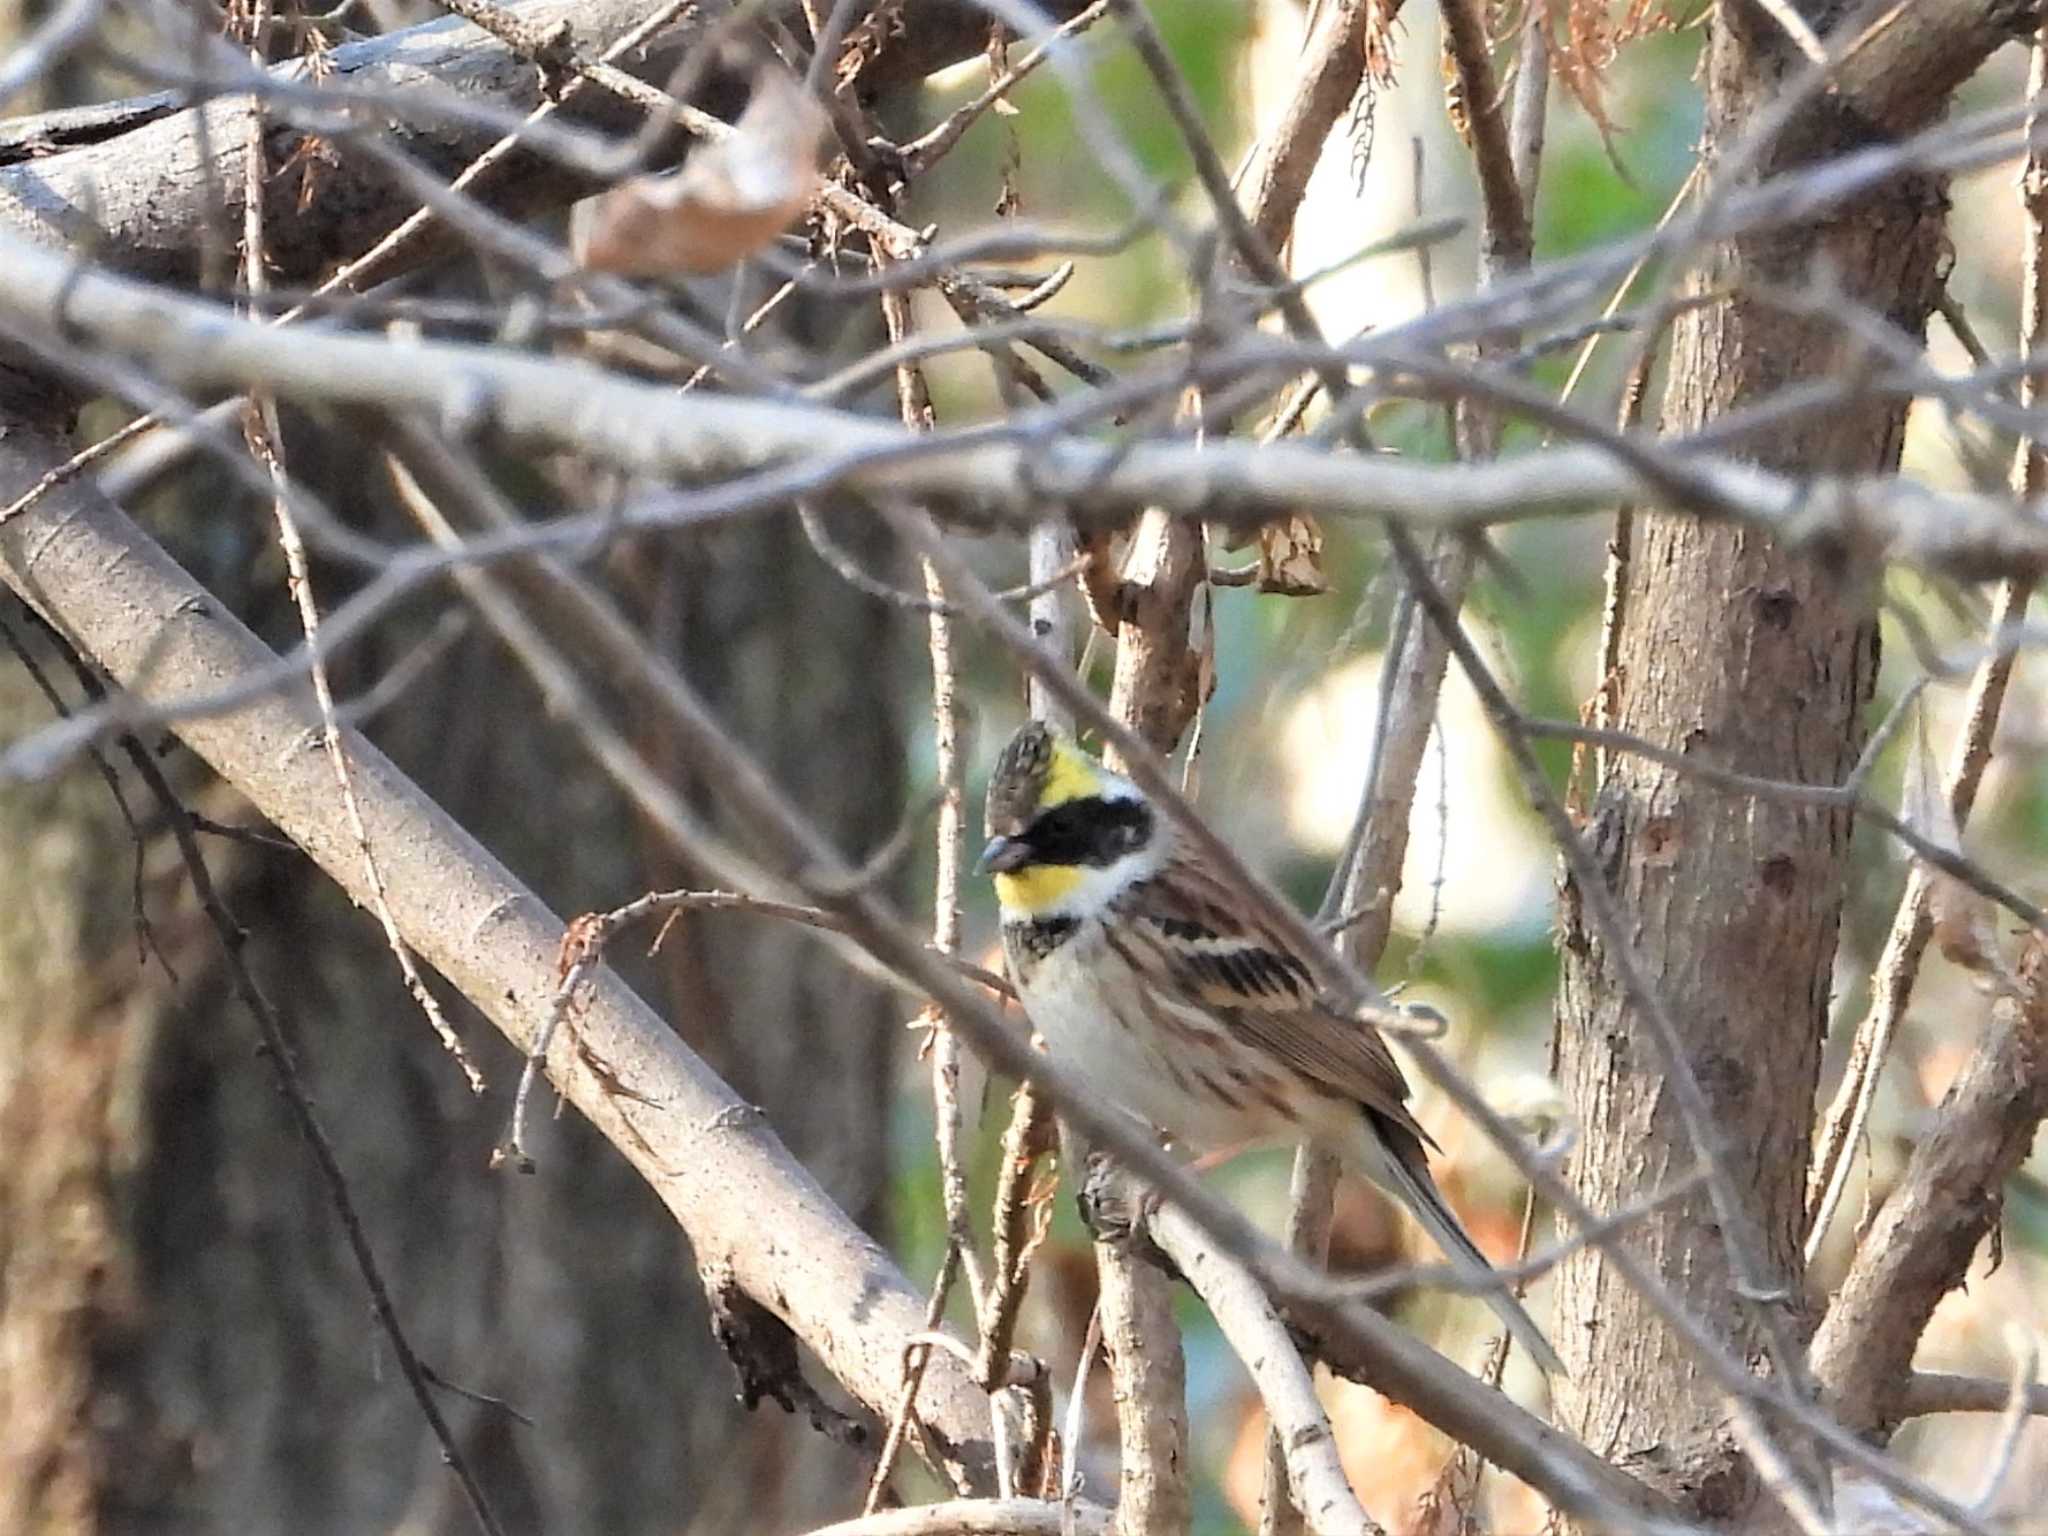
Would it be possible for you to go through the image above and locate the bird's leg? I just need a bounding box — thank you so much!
[1075,1150,1182,1283]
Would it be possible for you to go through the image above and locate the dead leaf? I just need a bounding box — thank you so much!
[1546,0,1685,171]
[1440,36,1472,149]
[572,70,828,278]
[1256,513,1328,595]
[1078,528,1124,637]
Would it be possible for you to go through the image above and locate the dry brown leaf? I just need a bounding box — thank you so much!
[1256,513,1329,596]
[572,70,828,278]
[1077,528,1124,637]
[1545,0,1686,164]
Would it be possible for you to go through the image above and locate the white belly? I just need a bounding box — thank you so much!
[1016,925,1303,1153]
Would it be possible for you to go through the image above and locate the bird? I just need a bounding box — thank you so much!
[977,719,1564,1375]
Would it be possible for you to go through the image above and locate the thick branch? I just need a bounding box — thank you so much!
[1148,1205,1378,1536]
[1241,0,1382,253]
[1810,937,2048,1439]
[1831,0,2044,134]
[0,0,652,283]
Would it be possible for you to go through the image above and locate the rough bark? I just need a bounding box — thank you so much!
[1551,0,1985,1519]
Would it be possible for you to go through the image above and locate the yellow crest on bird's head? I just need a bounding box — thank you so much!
[1039,735,1105,809]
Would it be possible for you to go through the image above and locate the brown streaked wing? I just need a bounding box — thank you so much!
[1115,850,1435,1149]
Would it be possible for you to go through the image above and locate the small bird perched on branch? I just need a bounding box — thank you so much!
[979,720,1563,1375]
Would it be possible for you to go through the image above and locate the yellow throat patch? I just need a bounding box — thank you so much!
[994,862,1084,912]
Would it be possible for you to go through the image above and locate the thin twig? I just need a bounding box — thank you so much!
[899,0,1113,177]
[865,272,992,1507]
[238,25,482,1096]
[862,1248,972,1513]
[0,606,179,984]
[1971,1335,2040,1511]
[797,501,1091,616]
[0,0,705,531]
[1749,0,1831,66]
[380,440,1002,1168]
[1522,716,2047,933]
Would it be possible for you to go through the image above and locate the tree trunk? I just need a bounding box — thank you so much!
[0,617,187,1536]
[1551,0,1950,1519]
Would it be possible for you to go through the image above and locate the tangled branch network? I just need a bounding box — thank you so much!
[4,0,2048,1533]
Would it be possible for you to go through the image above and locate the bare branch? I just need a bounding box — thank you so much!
[1833,0,2047,134]
[0,0,1102,284]
[20,230,2048,579]
[1149,1204,1380,1536]
[1239,0,1383,254]
[804,1499,1111,1536]
[1900,1370,2048,1418]
[239,39,483,1097]
[1438,0,1529,275]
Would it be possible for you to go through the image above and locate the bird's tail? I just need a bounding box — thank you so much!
[1362,1116,1567,1378]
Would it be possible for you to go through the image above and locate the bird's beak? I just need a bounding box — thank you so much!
[976,835,1031,875]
